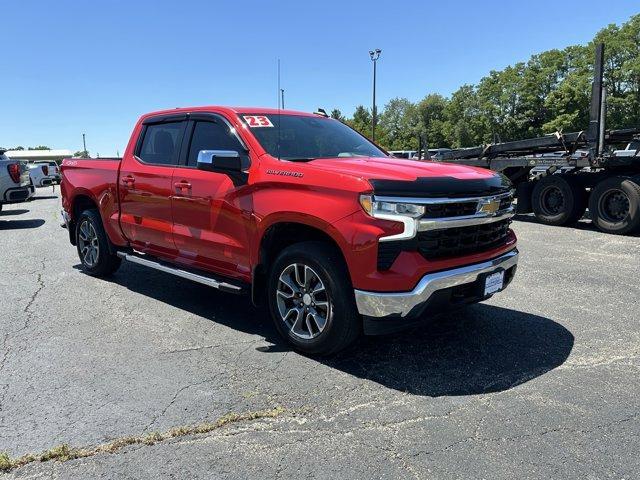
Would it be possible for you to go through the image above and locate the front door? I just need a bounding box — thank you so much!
[119,118,187,258]
[170,115,253,280]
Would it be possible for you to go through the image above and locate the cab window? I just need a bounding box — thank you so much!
[186,121,244,167]
[138,121,185,165]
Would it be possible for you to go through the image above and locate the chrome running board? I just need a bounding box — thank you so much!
[117,251,244,294]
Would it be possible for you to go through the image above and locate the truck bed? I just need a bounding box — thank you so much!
[60,157,123,245]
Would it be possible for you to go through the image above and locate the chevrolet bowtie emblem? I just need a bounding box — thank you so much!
[477,198,501,215]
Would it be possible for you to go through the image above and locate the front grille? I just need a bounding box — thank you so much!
[422,201,477,218]
[375,193,514,270]
[417,219,511,259]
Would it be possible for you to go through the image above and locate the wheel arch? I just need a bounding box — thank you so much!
[67,192,99,245]
[252,219,350,306]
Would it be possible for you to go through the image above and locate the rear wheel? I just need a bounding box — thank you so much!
[532,175,586,226]
[267,241,360,356]
[589,177,640,235]
[76,209,121,276]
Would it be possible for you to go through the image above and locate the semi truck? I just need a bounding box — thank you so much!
[61,107,518,355]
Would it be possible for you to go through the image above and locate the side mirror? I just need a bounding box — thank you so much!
[197,150,242,172]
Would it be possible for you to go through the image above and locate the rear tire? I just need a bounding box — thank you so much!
[588,177,640,235]
[532,175,586,226]
[76,209,121,276]
[267,241,360,356]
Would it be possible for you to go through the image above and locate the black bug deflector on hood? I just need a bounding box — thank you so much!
[369,174,513,198]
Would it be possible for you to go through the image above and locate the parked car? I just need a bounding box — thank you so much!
[28,163,55,187]
[33,160,61,183]
[61,107,519,355]
[0,150,31,211]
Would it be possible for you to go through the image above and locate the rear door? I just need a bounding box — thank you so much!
[119,116,187,257]
[170,113,253,279]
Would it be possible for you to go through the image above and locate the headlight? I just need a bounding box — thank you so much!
[359,195,425,218]
[359,194,424,242]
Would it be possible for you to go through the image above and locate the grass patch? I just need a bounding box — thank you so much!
[0,406,286,473]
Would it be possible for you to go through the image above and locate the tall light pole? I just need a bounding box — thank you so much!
[369,48,382,142]
[82,133,87,156]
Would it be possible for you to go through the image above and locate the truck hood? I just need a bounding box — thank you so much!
[307,156,496,181]
[306,156,512,197]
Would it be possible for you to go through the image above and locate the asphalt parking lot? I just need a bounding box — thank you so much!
[1,190,639,479]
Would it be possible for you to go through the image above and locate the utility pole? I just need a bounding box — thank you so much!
[82,133,87,156]
[277,59,281,109]
[369,49,382,142]
[281,89,285,110]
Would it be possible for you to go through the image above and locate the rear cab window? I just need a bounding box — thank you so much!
[137,121,186,165]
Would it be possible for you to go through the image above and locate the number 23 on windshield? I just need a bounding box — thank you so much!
[243,115,273,127]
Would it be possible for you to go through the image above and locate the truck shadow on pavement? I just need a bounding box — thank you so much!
[99,262,574,397]
[30,195,59,200]
[0,208,29,215]
[0,218,45,229]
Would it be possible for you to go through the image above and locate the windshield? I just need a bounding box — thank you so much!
[239,114,386,161]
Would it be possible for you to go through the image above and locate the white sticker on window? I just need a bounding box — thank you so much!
[243,115,274,127]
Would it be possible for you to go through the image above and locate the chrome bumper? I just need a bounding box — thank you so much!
[354,249,519,319]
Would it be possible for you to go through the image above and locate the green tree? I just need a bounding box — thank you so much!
[379,97,420,150]
[74,150,90,158]
[330,109,345,121]
[442,85,486,147]
[416,94,449,148]
[347,105,372,136]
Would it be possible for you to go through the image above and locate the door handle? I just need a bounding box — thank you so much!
[121,175,135,185]
[174,181,192,190]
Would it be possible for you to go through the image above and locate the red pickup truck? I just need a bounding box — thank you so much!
[61,106,518,355]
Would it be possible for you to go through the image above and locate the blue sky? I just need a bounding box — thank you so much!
[1,0,638,156]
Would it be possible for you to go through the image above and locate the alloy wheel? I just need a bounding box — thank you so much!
[276,263,331,340]
[78,220,99,267]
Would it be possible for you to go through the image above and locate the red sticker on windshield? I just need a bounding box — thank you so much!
[243,115,273,127]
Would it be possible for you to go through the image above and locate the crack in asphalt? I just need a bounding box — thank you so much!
[19,260,46,334]
[142,376,222,433]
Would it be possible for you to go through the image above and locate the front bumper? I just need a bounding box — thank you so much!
[354,249,518,322]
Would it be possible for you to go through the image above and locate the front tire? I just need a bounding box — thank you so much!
[267,241,360,356]
[589,177,640,235]
[76,209,121,276]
